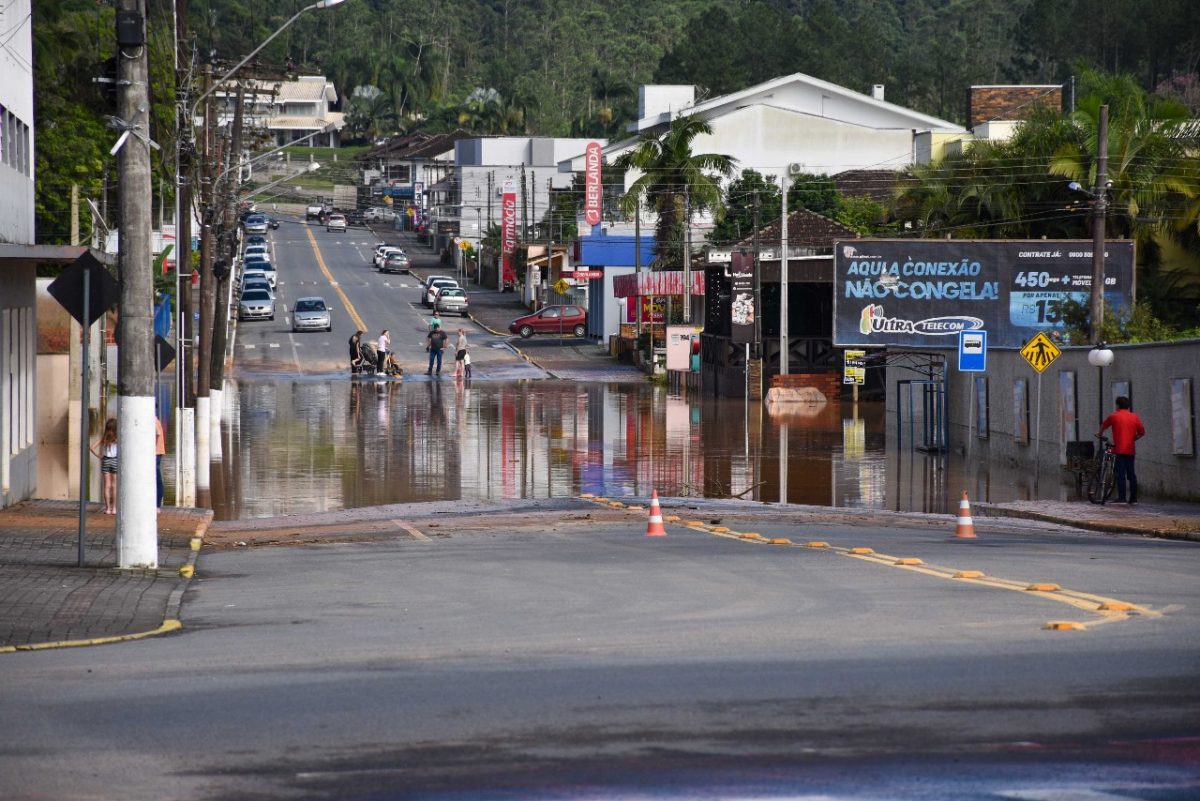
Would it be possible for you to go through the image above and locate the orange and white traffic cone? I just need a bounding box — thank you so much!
[954,490,977,539]
[645,490,667,537]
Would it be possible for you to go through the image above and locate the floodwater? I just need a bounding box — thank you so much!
[196,377,1056,522]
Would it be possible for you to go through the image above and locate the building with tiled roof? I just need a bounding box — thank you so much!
[211,75,343,147]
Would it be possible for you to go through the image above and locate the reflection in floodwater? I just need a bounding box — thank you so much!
[203,378,1049,522]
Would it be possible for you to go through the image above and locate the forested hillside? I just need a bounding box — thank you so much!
[32,0,1200,243]
[186,0,1200,136]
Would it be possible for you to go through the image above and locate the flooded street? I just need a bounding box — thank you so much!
[198,377,1057,521]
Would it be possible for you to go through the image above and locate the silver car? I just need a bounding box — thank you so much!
[291,297,331,332]
[433,286,469,317]
[238,288,274,321]
[423,277,458,307]
[380,251,411,274]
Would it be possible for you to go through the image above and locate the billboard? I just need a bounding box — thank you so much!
[501,186,517,287]
[833,239,1135,349]
[584,142,603,227]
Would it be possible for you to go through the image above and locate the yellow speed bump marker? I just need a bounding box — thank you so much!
[1043,621,1087,631]
[711,526,731,533]
[686,521,706,528]
[579,493,595,499]
[190,537,203,551]
[664,514,681,522]
[1026,583,1062,592]
[805,541,830,549]
[770,538,792,545]
[626,505,644,511]
[953,570,985,579]
[1098,601,1134,612]
[179,564,194,578]
[894,557,924,566]
[739,533,766,542]
[608,501,625,508]
[593,497,609,503]
[847,547,874,555]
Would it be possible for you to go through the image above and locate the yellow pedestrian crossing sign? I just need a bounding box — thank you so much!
[1020,332,1061,373]
[553,278,571,295]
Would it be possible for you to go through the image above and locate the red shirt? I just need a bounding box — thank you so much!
[1100,409,1145,455]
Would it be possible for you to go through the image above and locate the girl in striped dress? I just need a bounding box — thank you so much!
[90,419,118,514]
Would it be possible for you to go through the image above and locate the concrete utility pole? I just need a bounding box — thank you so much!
[209,84,244,457]
[682,186,691,324]
[780,173,790,375]
[1090,105,1109,346]
[174,0,196,506]
[114,0,158,566]
[195,65,214,495]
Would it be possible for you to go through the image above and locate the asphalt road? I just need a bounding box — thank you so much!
[2,505,1198,800]
[233,216,541,380]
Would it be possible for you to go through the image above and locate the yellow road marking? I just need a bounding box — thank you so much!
[304,227,367,332]
[391,519,430,541]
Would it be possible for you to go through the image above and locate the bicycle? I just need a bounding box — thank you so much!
[1086,435,1116,504]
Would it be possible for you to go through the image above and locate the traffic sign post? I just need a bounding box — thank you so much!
[958,331,987,372]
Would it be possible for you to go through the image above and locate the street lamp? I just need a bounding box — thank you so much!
[1088,343,1115,430]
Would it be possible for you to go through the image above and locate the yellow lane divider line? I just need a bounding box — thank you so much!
[573,495,1158,631]
[305,227,367,332]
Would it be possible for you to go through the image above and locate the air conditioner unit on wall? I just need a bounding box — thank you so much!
[787,163,804,176]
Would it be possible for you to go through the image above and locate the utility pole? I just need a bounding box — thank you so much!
[1090,104,1109,346]
[114,0,158,566]
[634,188,642,340]
[682,186,691,323]
[780,173,790,375]
[209,83,244,458]
[752,190,761,356]
[195,65,214,495]
[175,0,196,506]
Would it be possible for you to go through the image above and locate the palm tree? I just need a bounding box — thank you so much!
[614,115,736,268]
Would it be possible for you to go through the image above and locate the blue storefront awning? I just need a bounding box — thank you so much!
[383,186,414,198]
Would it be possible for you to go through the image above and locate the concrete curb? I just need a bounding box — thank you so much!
[974,503,1200,542]
[0,620,183,653]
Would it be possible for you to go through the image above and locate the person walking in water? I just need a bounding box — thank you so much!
[375,329,390,375]
[1097,395,1146,504]
[454,328,468,378]
[426,323,448,375]
[349,330,365,374]
[90,418,118,514]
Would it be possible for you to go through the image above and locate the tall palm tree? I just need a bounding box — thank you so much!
[614,115,736,268]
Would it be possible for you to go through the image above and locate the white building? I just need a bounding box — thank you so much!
[212,75,343,147]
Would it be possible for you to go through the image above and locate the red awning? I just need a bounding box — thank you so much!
[612,270,706,298]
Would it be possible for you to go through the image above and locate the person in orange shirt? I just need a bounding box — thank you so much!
[1097,396,1146,505]
[155,416,166,508]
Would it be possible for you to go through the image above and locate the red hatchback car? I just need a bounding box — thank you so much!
[508,305,587,338]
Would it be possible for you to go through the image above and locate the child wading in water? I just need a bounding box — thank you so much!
[90,418,119,514]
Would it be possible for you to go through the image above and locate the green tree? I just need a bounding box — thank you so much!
[707,169,781,246]
[614,114,736,268]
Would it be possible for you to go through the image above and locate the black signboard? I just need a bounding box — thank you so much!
[833,239,1135,349]
[729,249,756,345]
[47,252,121,327]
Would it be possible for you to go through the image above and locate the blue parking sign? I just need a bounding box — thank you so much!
[958,331,987,372]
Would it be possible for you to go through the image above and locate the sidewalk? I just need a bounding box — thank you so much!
[977,498,1200,541]
[0,500,212,651]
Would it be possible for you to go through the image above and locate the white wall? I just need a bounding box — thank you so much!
[0,0,34,244]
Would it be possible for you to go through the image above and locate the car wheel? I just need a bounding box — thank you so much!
[462,312,469,318]
[269,314,275,321]
[572,323,586,337]
[519,325,534,338]
[326,326,332,332]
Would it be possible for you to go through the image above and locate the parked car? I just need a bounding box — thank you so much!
[238,288,274,321]
[508,305,587,338]
[374,245,404,269]
[326,213,347,233]
[379,251,411,274]
[243,213,269,234]
[419,274,455,304]
[241,278,273,299]
[245,234,269,248]
[364,207,395,223]
[423,278,459,307]
[243,258,276,288]
[268,217,280,230]
[345,210,366,227]
[243,244,270,260]
[291,297,331,332]
[305,202,325,220]
[433,286,469,317]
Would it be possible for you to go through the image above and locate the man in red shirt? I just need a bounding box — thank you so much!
[1097,396,1146,504]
